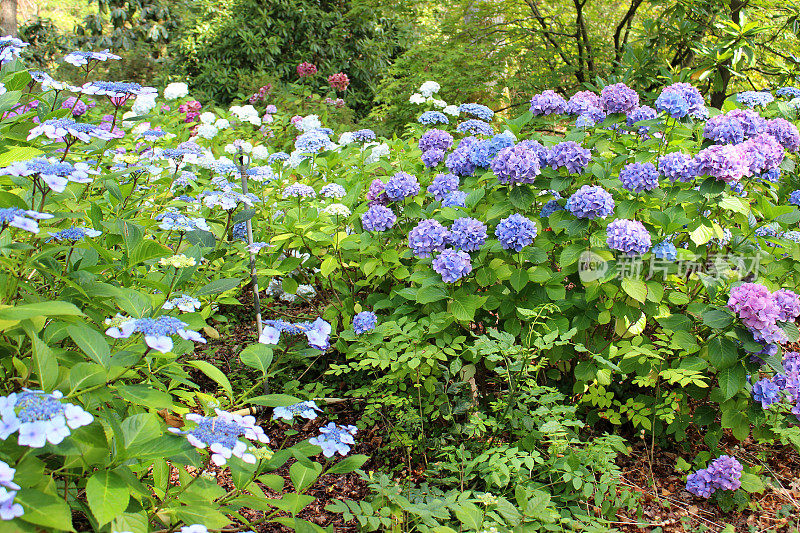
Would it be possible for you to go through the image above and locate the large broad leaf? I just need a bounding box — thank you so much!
[188,360,232,397]
[248,394,302,407]
[117,385,173,409]
[86,471,130,526]
[176,506,230,529]
[717,364,746,400]
[196,278,242,296]
[708,337,738,371]
[15,489,75,531]
[67,324,110,367]
[27,327,58,392]
[326,455,369,474]
[239,344,273,376]
[129,240,172,266]
[265,493,315,516]
[0,301,84,321]
[621,278,647,303]
[121,413,162,449]
[290,461,322,492]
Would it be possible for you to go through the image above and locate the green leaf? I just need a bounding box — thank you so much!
[508,185,535,211]
[708,337,738,371]
[290,461,322,492]
[450,293,487,322]
[718,196,749,215]
[16,489,75,531]
[781,321,800,342]
[0,301,84,321]
[453,501,483,530]
[326,454,369,474]
[559,243,586,267]
[195,277,242,296]
[265,493,315,516]
[176,506,231,529]
[129,240,172,266]
[739,472,764,493]
[689,224,715,246]
[320,256,338,277]
[416,285,448,304]
[248,394,302,407]
[0,146,43,166]
[86,471,130,525]
[510,269,528,291]
[702,309,733,329]
[117,385,173,409]
[717,364,746,400]
[657,313,691,331]
[621,278,647,303]
[67,324,110,367]
[27,327,58,392]
[188,360,232,397]
[121,413,162,449]
[240,344,273,376]
[111,512,149,533]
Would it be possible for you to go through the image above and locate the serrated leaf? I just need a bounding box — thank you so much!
[717,364,746,400]
[86,471,130,525]
[240,344,273,376]
[67,324,110,367]
[621,278,647,303]
[188,360,232,397]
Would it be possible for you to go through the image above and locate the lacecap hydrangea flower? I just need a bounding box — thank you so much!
[47,226,102,242]
[448,217,487,252]
[566,185,614,219]
[409,219,449,258]
[427,173,460,201]
[163,295,202,313]
[106,316,206,353]
[600,83,639,114]
[495,213,538,252]
[384,172,420,201]
[0,157,97,193]
[546,141,591,174]
[0,459,22,520]
[618,162,660,192]
[168,408,269,465]
[63,49,120,66]
[273,401,321,421]
[491,144,541,185]
[361,205,396,232]
[606,219,652,256]
[529,90,567,116]
[0,207,53,233]
[309,422,358,457]
[432,248,473,283]
[353,311,377,334]
[0,389,93,448]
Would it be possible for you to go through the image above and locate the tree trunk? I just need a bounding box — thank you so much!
[0,0,17,37]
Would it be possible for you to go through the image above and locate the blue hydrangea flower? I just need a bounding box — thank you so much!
[776,87,800,99]
[566,185,614,219]
[283,183,316,198]
[495,213,537,252]
[156,211,210,232]
[272,401,321,422]
[600,83,639,114]
[516,139,549,166]
[422,149,445,168]
[654,90,689,119]
[540,199,564,218]
[656,83,707,119]
[652,240,677,261]
[448,217,487,252]
[752,378,781,408]
[446,137,479,176]
[47,226,102,242]
[352,129,376,142]
[704,109,765,144]
[64,50,120,66]
[529,90,567,116]
[458,103,494,121]
[0,207,52,233]
[384,172,420,201]
[409,219,449,258]
[427,173,460,201]
[320,183,347,199]
[258,318,332,350]
[419,129,454,153]
[0,389,93,448]
[469,132,515,168]
[106,315,206,353]
[686,469,715,498]
[309,422,357,457]
[566,91,601,115]
[686,455,743,498]
[0,157,96,193]
[456,119,494,136]
[626,106,657,133]
[361,205,396,232]
[432,248,473,283]
[353,311,377,334]
[619,162,659,192]
[418,111,449,125]
[0,461,22,520]
[546,141,591,174]
[737,91,774,108]
[658,152,696,183]
[295,129,335,154]
[790,190,800,206]
[0,36,29,64]
[442,191,468,208]
[168,409,269,465]
[268,152,290,164]
[606,219,652,256]
[491,144,541,185]
[163,295,202,313]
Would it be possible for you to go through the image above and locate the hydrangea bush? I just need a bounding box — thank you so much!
[0,38,796,531]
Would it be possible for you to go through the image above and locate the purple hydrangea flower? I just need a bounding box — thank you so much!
[626,106,657,133]
[740,133,785,175]
[693,144,751,183]
[658,152,696,183]
[728,283,783,343]
[704,109,765,144]
[432,248,473,283]
[448,217,487,251]
[384,172,420,201]
[606,219,651,255]
[366,179,388,206]
[654,90,690,119]
[656,83,707,119]
[566,91,600,115]
[419,129,454,153]
[408,219,449,258]
[427,173,460,200]
[517,139,549,166]
[619,162,659,192]
[352,129,376,142]
[442,191,468,208]
[686,469,715,498]
[600,83,639,114]
[529,90,568,115]
[546,141,591,174]
[566,185,615,219]
[353,311,377,334]
[456,119,494,136]
[272,401,321,422]
[282,183,316,198]
[0,207,53,233]
[752,378,781,408]
[106,315,206,353]
[766,118,800,152]
[361,205,396,232]
[686,456,743,498]
[774,289,800,322]
[495,213,538,252]
[168,408,269,465]
[422,149,446,168]
[491,144,541,185]
[446,144,478,177]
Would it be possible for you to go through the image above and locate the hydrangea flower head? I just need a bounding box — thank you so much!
[419,129,454,153]
[442,191,468,208]
[409,219,449,258]
[296,62,317,77]
[272,401,321,422]
[529,90,567,116]
[626,106,657,133]
[422,149,445,168]
[656,83,707,119]
[283,183,316,199]
[309,422,357,457]
[419,81,441,97]
[704,109,765,144]
[600,83,639,114]
[495,213,537,252]
[606,219,651,255]
[652,240,677,261]
[658,152,696,183]
[773,289,800,322]
[384,172,420,201]
[546,141,591,174]
[419,111,449,125]
[566,185,614,219]
[0,207,53,233]
[163,295,202,313]
[694,144,751,183]
[566,91,601,115]
[105,316,206,353]
[540,199,564,218]
[654,90,689,119]
[322,203,351,217]
[328,72,350,91]
[766,118,800,152]
[320,183,346,199]
[0,389,93,448]
[433,248,473,283]
[427,173,460,201]
[752,378,781,408]
[619,162,659,192]
[366,179,388,206]
[47,226,102,242]
[63,49,120,66]
[686,455,743,498]
[353,311,378,334]
[361,205,396,232]
[27,118,116,143]
[0,36,28,64]
[737,91,774,108]
[456,119,493,136]
[458,103,494,121]
[728,283,781,335]
[168,408,268,465]
[448,217,487,251]
[491,144,541,185]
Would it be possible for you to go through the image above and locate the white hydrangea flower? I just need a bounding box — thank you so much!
[296,114,322,132]
[251,145,270,159]
[132,94,157,115]
[364,143,390,164]
[215,118,231,129]
[443,105,459,116]
[296,284,317,298]
[323,203,351,217]
[164,82,189,100]
[199,112,216,125]
[409,93,426,105]
[338,132,355,146]
[419,81,441,98]
[196,124,218,139]
[431,99,447,109]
